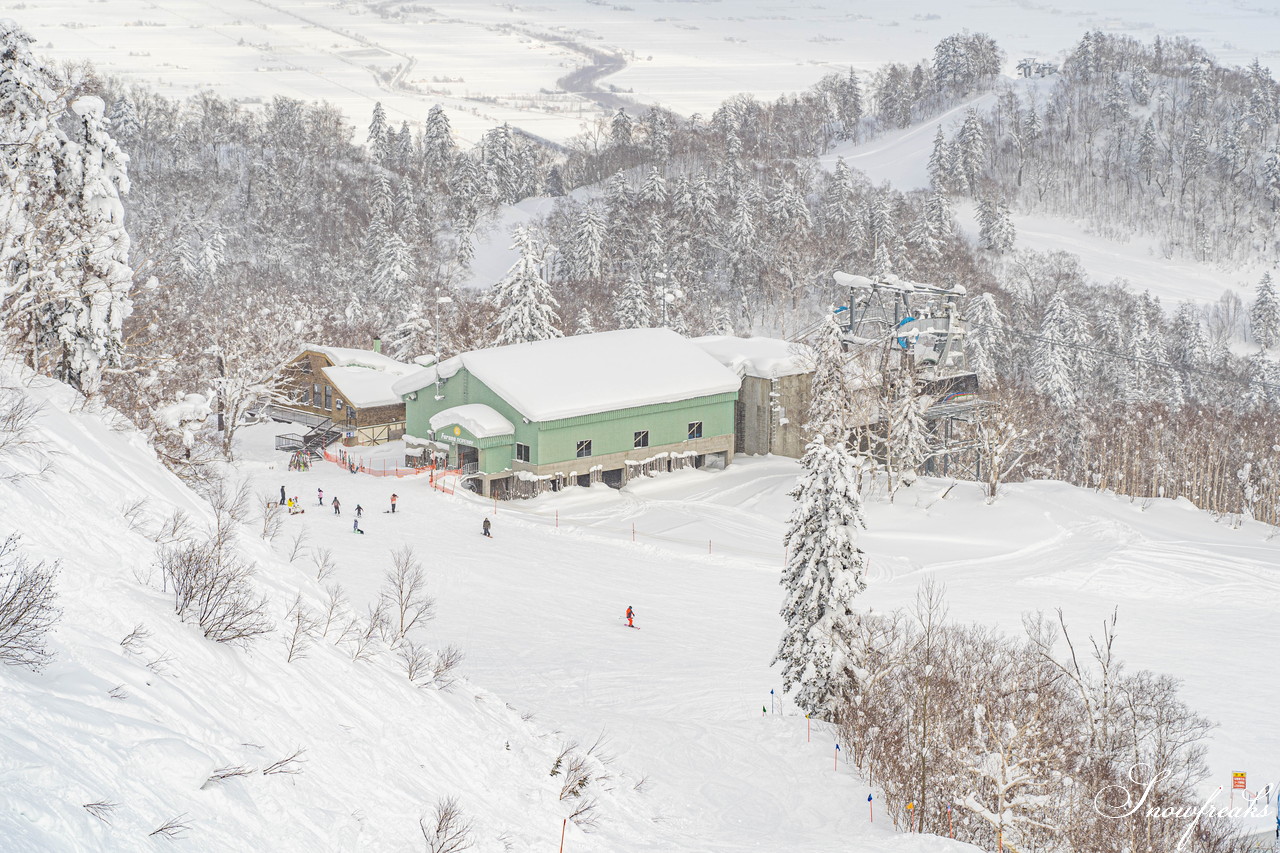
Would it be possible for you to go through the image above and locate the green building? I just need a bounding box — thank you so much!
[391,328,741,498]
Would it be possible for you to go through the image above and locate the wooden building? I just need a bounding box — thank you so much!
[279,345,415,446]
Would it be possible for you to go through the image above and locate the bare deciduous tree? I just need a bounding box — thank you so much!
[381,546,435,647]
[420,796,474,853]
[0,535,60,670]
[284,594,319,663]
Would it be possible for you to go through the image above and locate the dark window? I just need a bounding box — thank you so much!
[336,398,344,411]
[324,385,332,409]
[576,440,592,458]
[299,360,312,374]
[687,421,703,440]
[634,430,649,448]
[515,443,530,463]
[312,383,321,407]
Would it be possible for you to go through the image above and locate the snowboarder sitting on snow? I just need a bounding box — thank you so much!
[332,496,341,516]
[353,518,364,534]
[482,517,492,537]
[626,606,635,628]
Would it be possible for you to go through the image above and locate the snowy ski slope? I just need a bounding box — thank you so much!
[240,422,1280,845]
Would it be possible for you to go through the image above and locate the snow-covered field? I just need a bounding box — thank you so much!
[14,0,1280,143]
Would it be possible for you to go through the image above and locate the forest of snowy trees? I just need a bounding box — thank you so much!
[3,17,1278,520]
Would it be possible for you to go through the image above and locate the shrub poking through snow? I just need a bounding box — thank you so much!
[420,796,473,853]
[0,534,60,670]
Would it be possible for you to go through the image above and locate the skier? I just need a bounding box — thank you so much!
[332,496,341,516]
[353,518,364,535]
[626,605,635,628]
[317,487,324,506]
[390,493,398,514]
[482,517,492,537]
[355,504,363,518]
[280,485,286,505]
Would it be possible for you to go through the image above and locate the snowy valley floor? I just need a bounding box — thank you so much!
[246,424,1280,846]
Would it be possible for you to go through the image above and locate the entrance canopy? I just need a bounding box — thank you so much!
[427,404,515,440]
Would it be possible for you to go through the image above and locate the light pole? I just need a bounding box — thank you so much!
[654,269,683,329]
[434,286,453,400]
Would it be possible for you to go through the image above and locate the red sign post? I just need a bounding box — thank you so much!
[1232,772,1246,808]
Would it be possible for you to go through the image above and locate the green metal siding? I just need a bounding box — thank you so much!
[533,394,735,465]
[402,369,735,471]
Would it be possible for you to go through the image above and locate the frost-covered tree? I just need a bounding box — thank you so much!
[57,96,135,394]
[966,291,1007,383]
[491,227,561,346]
[615,272,653,330]
[1251,272,1280,349]
[774,434,867,718]
[805,313,859,444]
[421,104,456,181]
[977,197,1016,254]
[0,25,135,395]
[884,372,933,498]
[1033,291,1082,408]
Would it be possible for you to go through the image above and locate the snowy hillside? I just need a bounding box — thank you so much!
[0,369,993,851]
[0,369,667,852]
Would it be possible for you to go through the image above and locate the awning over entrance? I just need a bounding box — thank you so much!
[427,404,515,439]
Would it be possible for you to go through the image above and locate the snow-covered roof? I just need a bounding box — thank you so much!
[320,366,405,409]
[428,404,515,439]
[304,345,416,376]
[292,345,415,409]
[691,336,812,380]
[393,329,742,422]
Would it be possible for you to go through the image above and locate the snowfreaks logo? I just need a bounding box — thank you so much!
[1093,764,1275,850]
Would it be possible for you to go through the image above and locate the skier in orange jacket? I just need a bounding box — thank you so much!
[626,606,635,628]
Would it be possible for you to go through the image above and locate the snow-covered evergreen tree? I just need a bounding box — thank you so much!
[966,291,1006,384]
[491,226,562,346]
[57,96,136,394]
[421,105,456,183]
[884,373,933,497]
[774,433,867,718]
[0,25,134,395]
[1033,291,1081,408]
[977,197,1016,254]
[615,272,653,330]
[1251,272,1280,349]
[805,313,859,444]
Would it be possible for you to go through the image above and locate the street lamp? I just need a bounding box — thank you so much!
[434,286,453,401]
[654,269,683,329]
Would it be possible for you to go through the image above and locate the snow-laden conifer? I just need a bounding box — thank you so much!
[774,434,867,718]
[491,227,561,346]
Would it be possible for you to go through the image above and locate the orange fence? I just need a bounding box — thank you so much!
[323,446,437,479]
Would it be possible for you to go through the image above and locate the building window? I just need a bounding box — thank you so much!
[576,440,592,458]
[312,383,321,407]
[515,443,530,463]
[324,385,332,409]
[336,399,344,411]
[299,360,312,374]
[688,421,703,440]
[634,430,649,448]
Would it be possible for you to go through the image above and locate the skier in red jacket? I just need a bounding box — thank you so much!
[626,606,635,628]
